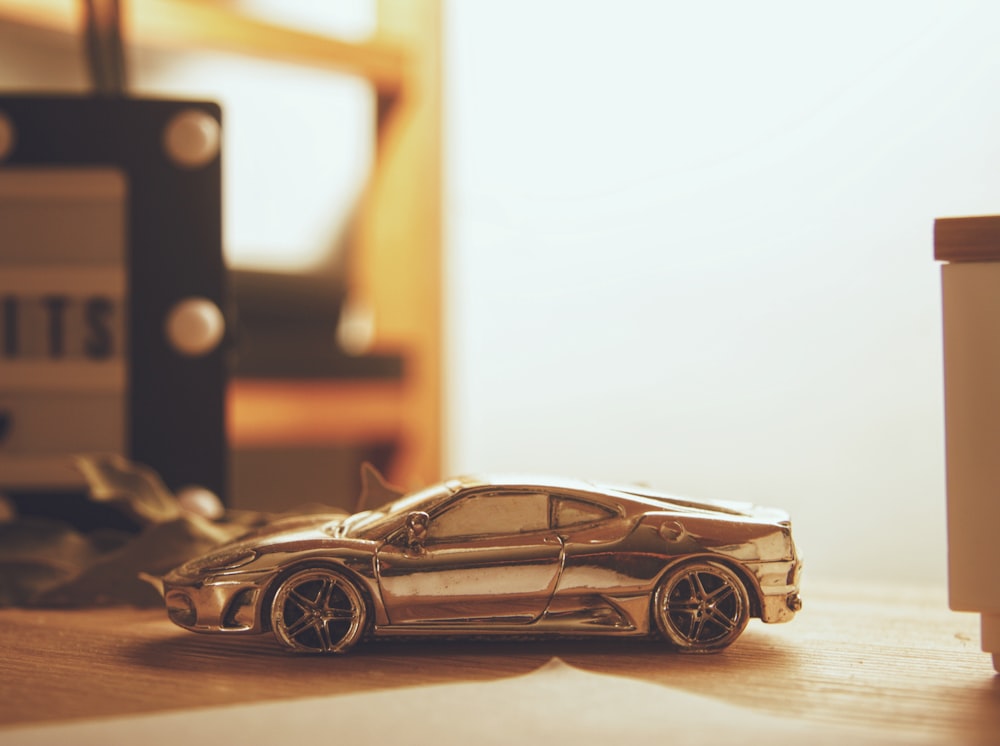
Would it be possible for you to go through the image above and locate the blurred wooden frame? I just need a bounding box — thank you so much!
[0,0,444,487]
[0,0,406,94]
[356,0,443,487]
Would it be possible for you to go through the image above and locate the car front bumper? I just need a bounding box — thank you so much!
[755,558,803,624]
[163,571,272,634]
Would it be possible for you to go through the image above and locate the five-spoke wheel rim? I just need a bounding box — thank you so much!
[271,568,366,653]
[655,561,749,652]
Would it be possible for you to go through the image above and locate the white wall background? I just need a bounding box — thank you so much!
[444,0,1000,584]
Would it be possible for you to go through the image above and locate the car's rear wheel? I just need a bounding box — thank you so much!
[270,567,367,654]
[654,560,749,652]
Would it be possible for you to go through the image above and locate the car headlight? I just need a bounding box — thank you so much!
[178,547,258,577]
[166,591,196,627]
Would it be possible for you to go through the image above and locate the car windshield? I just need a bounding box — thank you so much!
[331,482,455,539]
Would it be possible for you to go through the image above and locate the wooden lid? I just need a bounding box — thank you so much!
[935,215,1000,261]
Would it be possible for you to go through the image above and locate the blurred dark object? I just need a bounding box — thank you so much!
[0,455,245,607]
[8,491,141,534]
[82,0,128,95]
[230,269,402,379]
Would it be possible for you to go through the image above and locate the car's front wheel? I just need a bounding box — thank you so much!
[654,560,749,652]
[270,567,367,653]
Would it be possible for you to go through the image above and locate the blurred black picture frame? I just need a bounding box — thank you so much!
[0,94,226,526]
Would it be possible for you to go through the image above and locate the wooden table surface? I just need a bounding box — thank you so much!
[0,581,997,743]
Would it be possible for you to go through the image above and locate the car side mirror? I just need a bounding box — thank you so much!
[406,511,430,552]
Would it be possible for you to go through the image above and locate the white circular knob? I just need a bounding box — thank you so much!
[163,109,221,169]
[165,297,225,356]
[176,485,224,520]
[0,112,15,161]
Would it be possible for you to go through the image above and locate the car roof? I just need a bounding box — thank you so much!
[449,474,756,518]
[451,473,604,494]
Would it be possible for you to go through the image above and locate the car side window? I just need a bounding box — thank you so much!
[427,492,549,540]
[553,497,615,528]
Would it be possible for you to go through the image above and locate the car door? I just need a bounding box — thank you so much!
[375,489,564,625]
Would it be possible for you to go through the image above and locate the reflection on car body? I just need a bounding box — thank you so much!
[162,470,802,654]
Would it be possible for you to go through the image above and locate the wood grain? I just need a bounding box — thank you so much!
[0,582,997,743]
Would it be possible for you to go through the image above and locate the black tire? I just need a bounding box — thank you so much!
[653,560,749,652]
[270,567,367,653]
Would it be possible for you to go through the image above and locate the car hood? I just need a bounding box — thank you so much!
[167,513,349,580]
[235,512,348,542]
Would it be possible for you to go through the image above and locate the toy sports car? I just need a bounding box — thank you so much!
[162,470,802,654]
